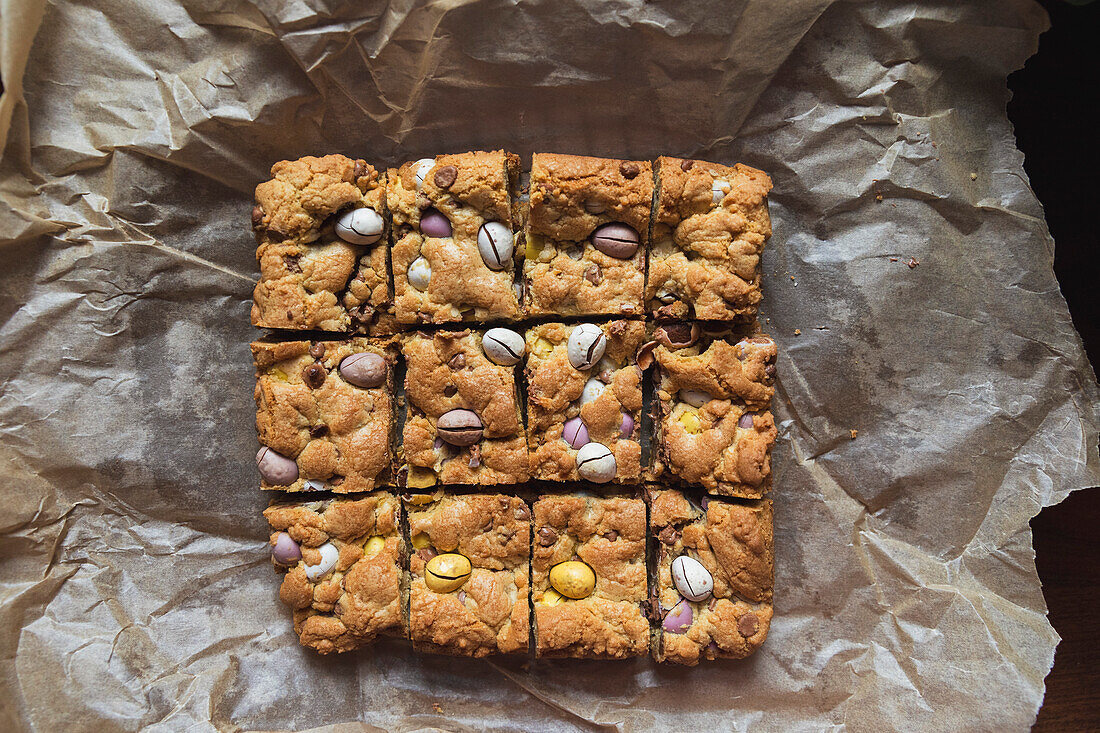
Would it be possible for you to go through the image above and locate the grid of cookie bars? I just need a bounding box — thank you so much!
[251,152,776,663]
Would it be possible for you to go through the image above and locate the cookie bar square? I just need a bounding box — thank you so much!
[647,157,772,322]
[651,327,778,498]
[251,155,392,333]
[253,338,395,492]
[532,493,649,658]
[264,492,404,654]
[525,321,645,483]
[523,153,651,317]
[648,489,773,665]
[401,330,529,486]
[390,151,522,324]
[406,493,531,656]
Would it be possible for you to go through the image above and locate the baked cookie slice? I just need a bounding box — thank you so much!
[264,492,404,654]
[401,329,529,487]
[648,488,773,665]
[649,324,778,498]
[251,155,393,334]
[648,157,772,323]
[406,493,531,657]
[525,320,645,483]
[523,153,650,317]
[252,338,396,493]
[532,492,649,658]
[390,151,522,325]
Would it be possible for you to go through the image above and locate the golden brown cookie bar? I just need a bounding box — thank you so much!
[647,157,772,322]
[648,489,773,665]
[251,155,393,333]
[523,153,650,317]
[264,492,404,654]
[406,493,531,656]
[253,338,395,492]
[390,151,522,324]
[532,493,649,658]
[401,330,529,486]
[525,321,645,483]
[650,327,778,497]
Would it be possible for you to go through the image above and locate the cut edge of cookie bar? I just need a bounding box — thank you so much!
[647,324,778,498]
[647,156,773,324]
[390,151,523,326]
[264,491,406,654]
[252,336,399,493]
[646,486,773,665]
[404,492,532,657]
[251,155,393,334]
[531,488,650,659]
[398,329,530,488]
[524,320,646,484]
[522,153,650,318]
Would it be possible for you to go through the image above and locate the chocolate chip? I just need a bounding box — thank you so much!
[658,525,680,545]
[537,527,558,546]
[284,254,301,273]
[469,444,482,469]
[708,597,718,611]
[584,264,602,285]
[309,424,329,438]
[353,161,367,179]
[302,363,327,389]
[309,343,326,359]
[603,530,619,542]
[417,548,438,562]
[443,385,457,397]
[448,352,466,370]
[251,205,264,228]
[738,613,759,637]
[680,159,694,172]
[267,228,287,242]
[416,193,432,210]
[514,504,530,521]
[765,364,777,379]
[434,165,458,189]
[619,161,640,179]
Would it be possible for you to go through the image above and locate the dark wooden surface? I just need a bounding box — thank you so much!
[1008,1,1100,729]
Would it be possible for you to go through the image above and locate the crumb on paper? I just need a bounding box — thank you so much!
[433,703,444,714]
[890,257,899,262]
[850,429,858,440]
[794,329,801,336]
[875,192,883,203]
[908,258,919,269]
[970,172,978,180]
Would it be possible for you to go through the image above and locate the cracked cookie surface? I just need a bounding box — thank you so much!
[532,493,649,658]
[253,338,394,492]
[251,155,390,332]
[264,492,403,654]
[523,153,650,317]
[649,488,773,665]
[648,156,771,322]
[407,493,531,656]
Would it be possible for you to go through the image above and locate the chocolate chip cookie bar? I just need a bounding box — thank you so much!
[264,492,404,654]
[532,493,649,658]
[523,153,650,317]
[649,325,778,498]
[647,157,772,322]
[253,338,395,492]
[251,155,393,333]
[525,321,645,483]
[389,151,523,325]
[648,489,773,665]
[401,330,529,487]
[406,493,531,656]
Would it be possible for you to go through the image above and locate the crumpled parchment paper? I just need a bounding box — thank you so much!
[1,0,1097,730]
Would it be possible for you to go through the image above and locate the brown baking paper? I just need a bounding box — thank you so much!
[1,0,1097,730]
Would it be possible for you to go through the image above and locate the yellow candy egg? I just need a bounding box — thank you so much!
[411,532,432,549]
[549,561,596,600]
[677,408,702,435]
[363,536,386,556]
[425,553,472,593]
[540,588,565,607]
